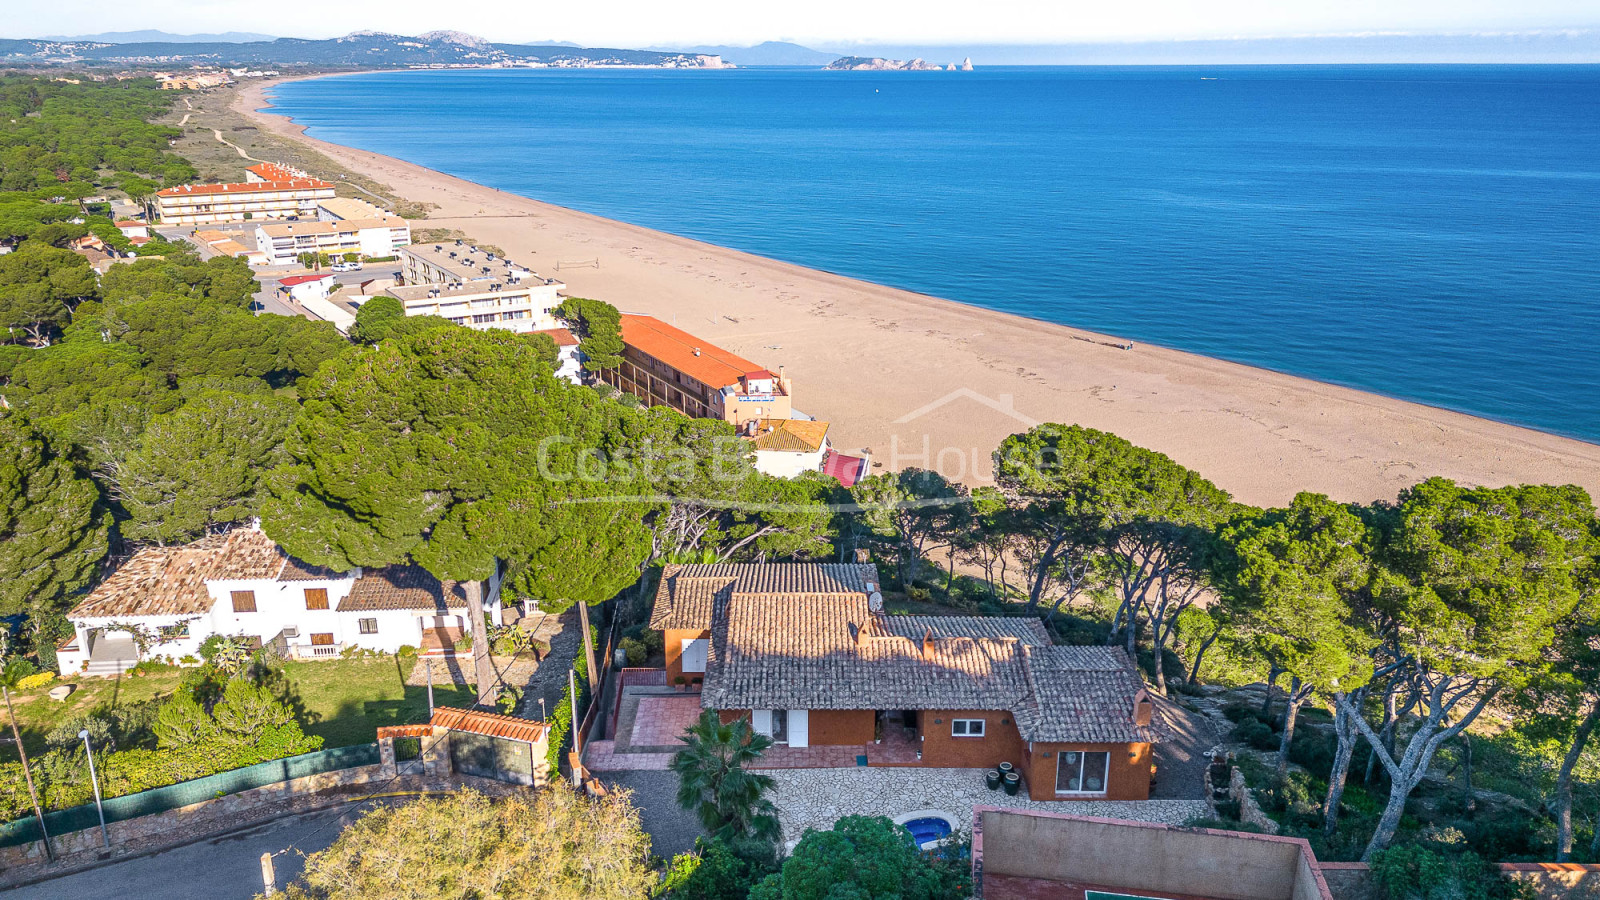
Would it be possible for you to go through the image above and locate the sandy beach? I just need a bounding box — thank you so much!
[235,78,1600,508]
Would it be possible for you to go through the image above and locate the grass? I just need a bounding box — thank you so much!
[1,654,476,759]
[162,84,436,219]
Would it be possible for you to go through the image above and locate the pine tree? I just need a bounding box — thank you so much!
[0,414,109,618]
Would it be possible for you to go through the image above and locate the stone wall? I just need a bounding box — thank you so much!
[1232,766,1281,834]
[0,763,388,879]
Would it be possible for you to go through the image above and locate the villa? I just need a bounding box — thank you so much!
[56,525,503,676]
[639,562,1164,802]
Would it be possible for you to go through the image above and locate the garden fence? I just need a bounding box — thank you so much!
[0,743,380,847]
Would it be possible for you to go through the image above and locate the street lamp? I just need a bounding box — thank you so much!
[78,730,110,849]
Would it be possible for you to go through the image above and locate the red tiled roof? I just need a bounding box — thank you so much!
[619,314,768,391]
[278,273,334,287]
[157,178,332,198]
[246,162,305,180]
[533,327,579,347]
[376,724,433,740]
[114,219,143,227]
[430,707,546,744]
[822,450,868,487]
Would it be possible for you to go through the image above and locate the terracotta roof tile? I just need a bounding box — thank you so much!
[652,562,1161,744]
[337,565,470,612]
[157,178,333,198]
[619,315,772,391]
[748,419,829,453]
[71,528,301,618]
[430,707,546,743]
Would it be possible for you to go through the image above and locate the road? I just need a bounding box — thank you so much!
[1,800,393,899]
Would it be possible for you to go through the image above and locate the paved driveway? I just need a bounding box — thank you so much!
[1,799,393,900]
[603,770,704,859]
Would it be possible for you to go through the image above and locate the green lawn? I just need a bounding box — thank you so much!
[2,655,477,759]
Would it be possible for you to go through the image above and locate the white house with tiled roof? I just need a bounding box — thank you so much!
[58,526,502,676]
[650,563,1165,802]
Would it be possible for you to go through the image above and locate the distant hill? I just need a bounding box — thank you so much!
[0,31,731,68]
[40,30,278,44]
[668,41,836,66]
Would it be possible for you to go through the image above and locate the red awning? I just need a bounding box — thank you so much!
[822,450,868,488]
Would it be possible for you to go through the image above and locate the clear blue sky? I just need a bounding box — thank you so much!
[11,0,1600,48]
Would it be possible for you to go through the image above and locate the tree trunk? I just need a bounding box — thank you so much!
[1323,690,1364,839]
[1262,666,1284,722]
[1275,679,1310,783]
[1459,733,1474,814]
[464,579,495,708]
[4,688,51,860]
[1556,696,1600,861]
[1189,630,1219,687]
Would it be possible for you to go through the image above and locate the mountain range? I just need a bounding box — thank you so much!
[0,31,728,68]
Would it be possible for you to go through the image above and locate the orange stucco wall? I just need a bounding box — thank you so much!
[664,628,710,686]
[1024,742,1152,801]
[919,710,1027,770]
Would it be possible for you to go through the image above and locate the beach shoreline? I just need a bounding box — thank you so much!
[235,75,1600,507]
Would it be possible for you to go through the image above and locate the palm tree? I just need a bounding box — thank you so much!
[670,710,781,842]
[0,659,52,860]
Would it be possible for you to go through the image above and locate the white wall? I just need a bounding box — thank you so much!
[752,447,827,479]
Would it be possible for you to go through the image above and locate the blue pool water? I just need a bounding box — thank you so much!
[902,816,954,846]
[267,66,1600,440]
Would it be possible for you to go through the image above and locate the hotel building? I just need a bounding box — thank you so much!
[385,242,566,335]
[603,314,792,427]
[254,217,412,264]
[156,177,336,226]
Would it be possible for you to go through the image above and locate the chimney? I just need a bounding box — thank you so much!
[693,348,701,357]
[921,627,935,658]
[854,548,870,564]
[1133,692,1153,727]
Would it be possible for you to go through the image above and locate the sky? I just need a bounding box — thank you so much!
[9,0,1600,47]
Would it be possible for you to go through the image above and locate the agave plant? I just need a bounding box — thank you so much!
[670,710,781,842]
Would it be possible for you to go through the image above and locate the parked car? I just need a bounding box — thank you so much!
[332,261,363,272]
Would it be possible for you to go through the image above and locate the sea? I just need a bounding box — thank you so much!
[266,66,1600,442]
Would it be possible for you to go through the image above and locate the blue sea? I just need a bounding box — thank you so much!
[267,66,1600,441]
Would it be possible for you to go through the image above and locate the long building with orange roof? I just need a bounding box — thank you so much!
[155,175,336,226]
[603,314,792,427]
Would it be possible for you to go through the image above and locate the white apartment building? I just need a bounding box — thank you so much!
[156,178,336,226]
[56,526,504,677]
[316,196,387,222]
[255,217,412,264]
[388,242,566,335]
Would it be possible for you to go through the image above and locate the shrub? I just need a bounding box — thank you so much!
[1369,844,1526,900]
[1183,816,1264,834]
[15,671,54,691]
[620,637,648,667]
[1235,719,1278,751]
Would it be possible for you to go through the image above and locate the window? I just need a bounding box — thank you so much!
[231,590,256,613]
[952,718,986,738]
[472,313,496,324]
[359,618,378,635]
[305,588,329,610]
[680,638,709,674]
[310,633,335,646]
[1056,750,1111,795]
[158,622,190,642]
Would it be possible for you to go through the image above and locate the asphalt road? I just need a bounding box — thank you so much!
[1,799,392,900]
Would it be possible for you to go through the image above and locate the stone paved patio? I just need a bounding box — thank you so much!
[767,767,1209,846]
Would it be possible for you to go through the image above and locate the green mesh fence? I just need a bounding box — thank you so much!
[0,743,381,848]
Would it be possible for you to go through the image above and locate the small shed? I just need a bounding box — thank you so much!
[430,707,550,787]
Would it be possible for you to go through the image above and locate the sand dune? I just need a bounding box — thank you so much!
[236,79,1600,509]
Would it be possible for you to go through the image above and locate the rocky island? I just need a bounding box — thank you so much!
[825,56,947,71]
